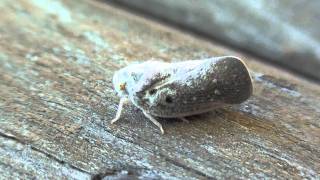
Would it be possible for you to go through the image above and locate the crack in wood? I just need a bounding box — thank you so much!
[99,124,214,179]
[0,131,92,176]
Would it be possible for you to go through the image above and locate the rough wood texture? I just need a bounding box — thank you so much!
[108,0,320,82]
[0,0,320,179]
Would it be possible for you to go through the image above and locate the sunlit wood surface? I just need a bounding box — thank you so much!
[0,0,319,179]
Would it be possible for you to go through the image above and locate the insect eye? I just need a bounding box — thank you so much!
[119,83,126,91]
[149,89,157,95]
[165,96,173,103]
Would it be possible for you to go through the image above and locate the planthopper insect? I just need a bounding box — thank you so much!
[110,56,253,134]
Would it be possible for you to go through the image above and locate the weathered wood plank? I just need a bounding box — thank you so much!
[0,0,319,179]
[0,135,91,179]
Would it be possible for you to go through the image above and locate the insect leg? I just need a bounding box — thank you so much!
[111,97,129,124]
[142,111,164,134]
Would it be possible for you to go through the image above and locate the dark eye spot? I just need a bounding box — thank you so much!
[149,89,157,95]
[165,96,173,103]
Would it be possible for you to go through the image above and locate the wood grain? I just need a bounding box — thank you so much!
[0,0,319,179]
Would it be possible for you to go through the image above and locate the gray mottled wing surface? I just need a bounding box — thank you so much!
[132,60,203,93]
[135,57,252,117]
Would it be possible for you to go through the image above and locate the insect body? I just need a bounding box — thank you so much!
[111,56,253,134]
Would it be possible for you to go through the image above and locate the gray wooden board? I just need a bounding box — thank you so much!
[0,0,319,179]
